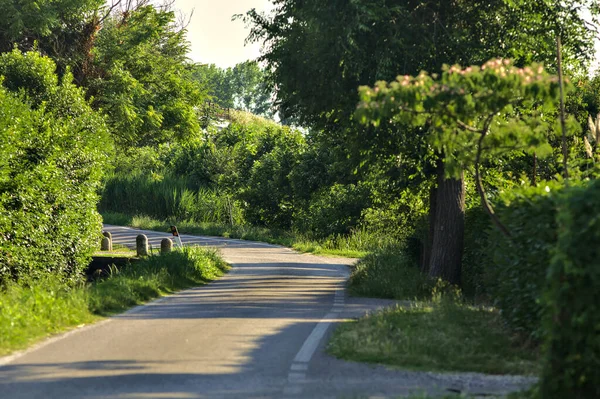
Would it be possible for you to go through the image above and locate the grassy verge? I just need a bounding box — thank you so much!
[0,247,227,356]
[348,246,435,300]
[328,300,539,375]
[330,246,540,376]
[101,211,378,258]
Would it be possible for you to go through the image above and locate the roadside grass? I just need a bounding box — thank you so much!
[0,247,228,356]
[331,245,540,376]
[101,211,384,258]
[328,299,540,376]
[93,243,137,258]
[348,246,435,300]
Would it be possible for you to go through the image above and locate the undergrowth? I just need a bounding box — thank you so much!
[348,245,434,300]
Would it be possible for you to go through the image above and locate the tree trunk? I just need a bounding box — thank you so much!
[421,183,437,273]
[428,161,465,285]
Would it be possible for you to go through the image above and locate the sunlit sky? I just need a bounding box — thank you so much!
[174,1,599,72]
[173,0,273,68]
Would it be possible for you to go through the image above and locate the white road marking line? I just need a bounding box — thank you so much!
[283,284,347,396]
[293,312,337,364]
[290,363,309,371]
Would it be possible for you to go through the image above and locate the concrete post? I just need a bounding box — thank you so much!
[101,231,113,251]
[161,238,173,254]
[136,234,149,257]
[101,237,111,251]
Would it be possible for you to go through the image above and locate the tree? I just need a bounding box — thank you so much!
[89,5,206,147]
[193,60,274,118]
[244,0,597,284]
[357,59,563,236]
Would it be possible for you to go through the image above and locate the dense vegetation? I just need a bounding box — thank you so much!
[1,0,599,397]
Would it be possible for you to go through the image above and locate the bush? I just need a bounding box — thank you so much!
[484,183,563,339]
[540,180,600,398]
[299,183,371,238]
[348,246,435,300]
[0,50,112,284]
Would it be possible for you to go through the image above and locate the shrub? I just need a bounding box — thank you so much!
[299,183,371,238]
[0,50,112,284]
[348,245,435,300]
[540,180,600,398]
[485,183,563,339]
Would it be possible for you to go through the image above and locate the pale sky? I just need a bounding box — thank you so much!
[173,0,274,68]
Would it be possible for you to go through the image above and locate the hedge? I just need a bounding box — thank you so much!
[0,50,112,284]
[485,183,563,339]
[540,180,600,398]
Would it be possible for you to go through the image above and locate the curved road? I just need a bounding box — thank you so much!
[0,225,534,398]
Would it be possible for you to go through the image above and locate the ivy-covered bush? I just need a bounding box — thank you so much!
[485,183,563,339]
[540,180,600,398]
[0,50,112,284]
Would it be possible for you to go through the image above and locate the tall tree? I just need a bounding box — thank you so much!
[89,5,206,147]
[193,60,274,118]
[243,0,596,283]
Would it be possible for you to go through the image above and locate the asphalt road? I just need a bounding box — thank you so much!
[0,225,535,398]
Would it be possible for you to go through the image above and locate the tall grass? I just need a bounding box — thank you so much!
[0,247,227,356]
[100,173,243,225]
[348,245,436,300]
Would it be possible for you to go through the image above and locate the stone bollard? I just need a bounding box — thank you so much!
[101,231,113,251]
[161,238,173,254]
[100,237,111,251]
[136,234,149,257]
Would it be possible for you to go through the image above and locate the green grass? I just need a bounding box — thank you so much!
[328,299,540,376]
[334,245,541,377]
[0,247,228,356]
[348,246,435,300]
[101,211,382,258]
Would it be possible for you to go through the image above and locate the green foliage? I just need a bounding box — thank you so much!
[349,246,435,300]
[485,183,563,339]
[461,206,492,299]
[91,5,205,147]
[0,50,111,284]
[245,0,590,130]
[100,174,244,226]
[0,276,96,355]
[0,0,103,53]
[192,60,273,118]
[357,60,563,178]
[298,183,371,238]
[540,180,600,398]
